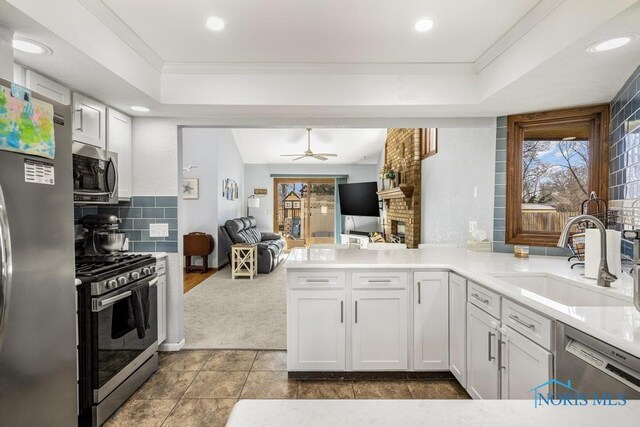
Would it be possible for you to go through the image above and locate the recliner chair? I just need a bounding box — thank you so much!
[218,216,286,274]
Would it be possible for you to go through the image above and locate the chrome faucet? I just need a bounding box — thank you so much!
[557,215,617,287]
[622,230,640,312]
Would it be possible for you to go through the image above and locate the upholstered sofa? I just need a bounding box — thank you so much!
[218,216,286,273]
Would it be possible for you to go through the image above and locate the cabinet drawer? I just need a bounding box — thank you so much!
[352,271,407,289]
[467,281,500,319]
[155,258,167,275]
[502,299,553,350]
[289,271,346,289]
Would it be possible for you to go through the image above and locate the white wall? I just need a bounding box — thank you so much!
[421,126,496,246]
[131,117,183,350]
[244,163,380,233]
[182,128,243,267]
[132,118,179,196]
[0,25,14,81]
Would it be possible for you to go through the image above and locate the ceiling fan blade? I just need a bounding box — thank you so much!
[291,156,307,161]
[280,154,305,157]
[313,153,338,157]
[313,155,328,161]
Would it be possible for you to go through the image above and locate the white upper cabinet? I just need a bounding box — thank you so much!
[449,273,467,386]
[73,93,107,149]
[413,272,449,370]
[25,70,70,105]
[352,289,408,371]
[107,108,132,200]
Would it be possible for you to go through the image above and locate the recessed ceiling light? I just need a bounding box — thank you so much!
[130,106,151,113]
[587,36,632,53]
[562,136,576,141]
[206,16,225,31]
[414,18,434,33]
[12,37,52,55]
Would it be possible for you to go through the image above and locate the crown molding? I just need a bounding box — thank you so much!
[162,62,477,76]
[78,0,164,71]
[475,0,565,73]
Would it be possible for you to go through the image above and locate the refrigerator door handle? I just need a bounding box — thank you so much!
[0,184,13,351]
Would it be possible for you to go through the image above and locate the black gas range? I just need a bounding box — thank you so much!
[76,254,159,426]
[76,254,157,295]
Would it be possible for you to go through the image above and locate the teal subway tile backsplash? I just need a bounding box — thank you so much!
[75,196,179,253]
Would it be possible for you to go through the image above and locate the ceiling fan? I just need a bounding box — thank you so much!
[280,128,338,161]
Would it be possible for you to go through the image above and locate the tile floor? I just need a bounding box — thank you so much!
[105,350,469,427]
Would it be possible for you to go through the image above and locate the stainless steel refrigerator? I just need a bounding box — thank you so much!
[0,78,77,425]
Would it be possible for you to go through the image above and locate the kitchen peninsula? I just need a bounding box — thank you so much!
[285,248,640,400]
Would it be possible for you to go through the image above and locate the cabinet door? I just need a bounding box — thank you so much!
[500,327,552,399]
[25,70,70,105]
[449,273,467,386]
[413,272,449,370]
[288,290,346,371]
[352,290,408,370]
[466,303,500,399]
[107,108,132,200]
[73,93,106,148]
[157,274,167,344]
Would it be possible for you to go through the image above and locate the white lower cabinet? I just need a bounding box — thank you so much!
[413,272,449,370]
[500,326,553,399]
[352,289,408,370]
[288,290,346,371]
[466,303,500,399]
[449,273,467,385]
[157,273,167,345]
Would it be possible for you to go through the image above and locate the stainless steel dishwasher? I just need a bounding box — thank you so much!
[555,322,640,399]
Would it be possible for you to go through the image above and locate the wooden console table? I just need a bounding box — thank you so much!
[231,243,258,280]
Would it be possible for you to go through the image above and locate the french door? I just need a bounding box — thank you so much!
[273,178,336,247]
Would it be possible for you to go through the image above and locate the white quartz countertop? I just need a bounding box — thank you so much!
[285,248,640,356]
[226,400,640,427]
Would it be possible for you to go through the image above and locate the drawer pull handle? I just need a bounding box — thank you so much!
[509,314,535,329]
[306,279,330,283]
[471,293,489,304]
[509,314,536,329]
[367,279,392,283]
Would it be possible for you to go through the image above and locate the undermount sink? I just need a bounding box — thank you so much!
[491,273,632,307]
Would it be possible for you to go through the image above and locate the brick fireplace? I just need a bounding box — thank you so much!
[381,129,421,248]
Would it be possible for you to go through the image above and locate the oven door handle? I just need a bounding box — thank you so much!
[148,277,158,287]
[93,291,132,312]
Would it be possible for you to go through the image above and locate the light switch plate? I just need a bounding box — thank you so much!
[149,223,169,238]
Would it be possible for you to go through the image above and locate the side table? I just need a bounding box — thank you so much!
[231,243,258,280]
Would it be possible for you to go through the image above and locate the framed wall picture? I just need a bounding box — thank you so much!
[420,128,438,159]
[183,178,199,200]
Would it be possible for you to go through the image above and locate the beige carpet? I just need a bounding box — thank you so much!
[183,262,287,350]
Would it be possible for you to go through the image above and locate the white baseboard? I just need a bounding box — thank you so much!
[159,338,185,352]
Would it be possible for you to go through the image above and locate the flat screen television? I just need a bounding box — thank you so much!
[338,182,380,217]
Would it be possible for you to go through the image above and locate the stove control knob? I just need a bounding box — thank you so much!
[130,271,140,281]
[142,267,151,275]
[150,265,156,273]
[118,277,127,286]
[106,280,117,290]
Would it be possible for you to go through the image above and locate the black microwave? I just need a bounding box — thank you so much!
[72,142,119,204]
